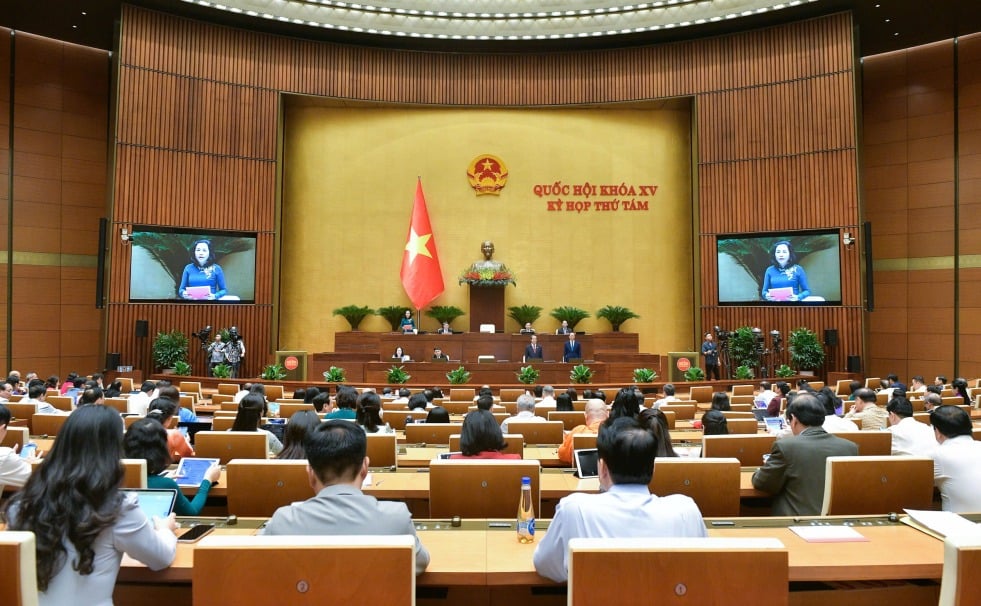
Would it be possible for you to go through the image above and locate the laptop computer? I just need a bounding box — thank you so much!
[763,417,785,433]
[124,488,178,519]
[573,448,599,479]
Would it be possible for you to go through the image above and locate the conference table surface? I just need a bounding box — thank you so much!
[119,516,945,586]
[170,467,768,500]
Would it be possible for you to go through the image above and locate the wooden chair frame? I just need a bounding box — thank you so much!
[225,459,315,517]
[505,420,564,445]
[649,457,742,517]
[820,455,934,515]
[701,434,776,467]
[429,459,540,518]
[194,431,268,464]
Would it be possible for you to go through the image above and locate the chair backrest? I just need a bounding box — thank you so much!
[404,423,463,445]
[660,403,696,420]
[195,431,268,464]
[687,386,713,403]
[572,433,598,452]
[726,418,760,434]
[940,533,981,606]
[0,531,39,606]
[821,456,935,515]
[719,411,755,419]
[547,410,586,430]
[449,434,524,457]
[366,433,398,468]
[439,401,472,415]
[225,459,315,516]
[104,397,129,414]
[6,404,38,433]
[500,388,525,402]
[913,412,932,425]
[449,388,475,401]
[835,379,852,396]
[264,385,285,402]
[32,413,69,437]
[875,392,889,406]
[278,403,316,419]
[385,410,427,431]
[830,431,892,456]
[115,376,134,392]
[47,396,72,412]
[178,381,203,398]
[650,457,742,517]
[568,537,788,606]
[124,415,146,429]
[806,381,825,391]
[701,434,776,467]
[193,535,415,605]
[429,459,540,518]
[731,384,755,396]
[0,426,29,450]
[658,409,676,429]
[730,403,753,412]
[218,383,240,395]
[382,401,409,411]
[212,417,236,431]
[121,458,148,488]
[730,395,755,406]
[865,377,882,389]
[211,393,234,406]
[506,420,564,445]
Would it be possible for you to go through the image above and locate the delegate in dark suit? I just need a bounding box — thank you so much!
[752,427,858,516]
[563,338,582,362]
[751,393,859,516]
[524,343,543,361]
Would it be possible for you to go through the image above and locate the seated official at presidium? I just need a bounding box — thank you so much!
[533,417,706,582]
[261,420,430,575]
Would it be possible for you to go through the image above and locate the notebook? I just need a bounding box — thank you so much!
[184,285,212,300]
[768,287,794,301]
[172,457,220,487]
[124,488,177,519]
[573,448,599,479]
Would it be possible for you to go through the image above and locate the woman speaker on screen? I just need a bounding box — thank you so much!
[761,240,810,302]
[178,239,227,300]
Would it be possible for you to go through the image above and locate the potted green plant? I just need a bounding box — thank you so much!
[516,365,540,385]
[789,327,826,375]
[323,366,346,383]
[152,330,189,372]
[260,363,287,381]
[173,360,193,376]
[728,326,759,368]
[507,305,543,330]
[684,367,705,381]
[596,305,640,332]
[377,305,410,331]
[387,365,411,384]
[633,368,658,383]
[332,305,374,331]
[570,364,593,384]
[425,305,465,328]
[212,363,232,379]
[550,306,590,331]
[775,364,795,378]
[735,364,755,380]
[445,366,471,385]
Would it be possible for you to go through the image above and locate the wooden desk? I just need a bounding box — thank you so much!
[118,517,944,588]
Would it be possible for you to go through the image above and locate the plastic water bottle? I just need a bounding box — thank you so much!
[516,476,535,544]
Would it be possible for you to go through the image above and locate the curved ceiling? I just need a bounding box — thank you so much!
[179,0,818,41]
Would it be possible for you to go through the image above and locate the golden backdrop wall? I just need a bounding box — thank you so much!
[280,99,694,354]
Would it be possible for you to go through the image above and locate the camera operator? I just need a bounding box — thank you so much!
[224,326,246,378]
[701,332,720,381]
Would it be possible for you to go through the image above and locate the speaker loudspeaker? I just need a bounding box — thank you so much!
[847,355,861,373]
[106,352,121,371]
[135,320,149,338]
[824,329,838,347]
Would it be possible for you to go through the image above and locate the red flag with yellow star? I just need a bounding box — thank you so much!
[400,179,444,309]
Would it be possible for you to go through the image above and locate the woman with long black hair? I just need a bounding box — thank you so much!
[4,405,176,603]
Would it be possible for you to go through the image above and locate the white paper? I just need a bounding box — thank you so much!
[788,525,869,543]
[904,509,981,538]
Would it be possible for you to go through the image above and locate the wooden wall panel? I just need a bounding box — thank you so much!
[112,7,862,378]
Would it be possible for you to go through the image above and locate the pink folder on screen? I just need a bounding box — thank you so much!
[769,287,794,301]
[185,286,211,300]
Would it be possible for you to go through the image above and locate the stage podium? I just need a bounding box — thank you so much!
[468,285,506,333]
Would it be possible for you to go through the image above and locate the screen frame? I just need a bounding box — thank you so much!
[127,225,258,304]
[715,228,843,307]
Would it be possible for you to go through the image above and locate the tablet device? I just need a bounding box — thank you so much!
[124,488,177,519]
[573,448,599,479]
[763,417,785,433]
[172,457,220,487]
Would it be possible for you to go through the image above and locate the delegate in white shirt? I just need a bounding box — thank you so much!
[500,410,545,434]
[934,435,981,513]
[532,484,706,582]
[888,417,936,457]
